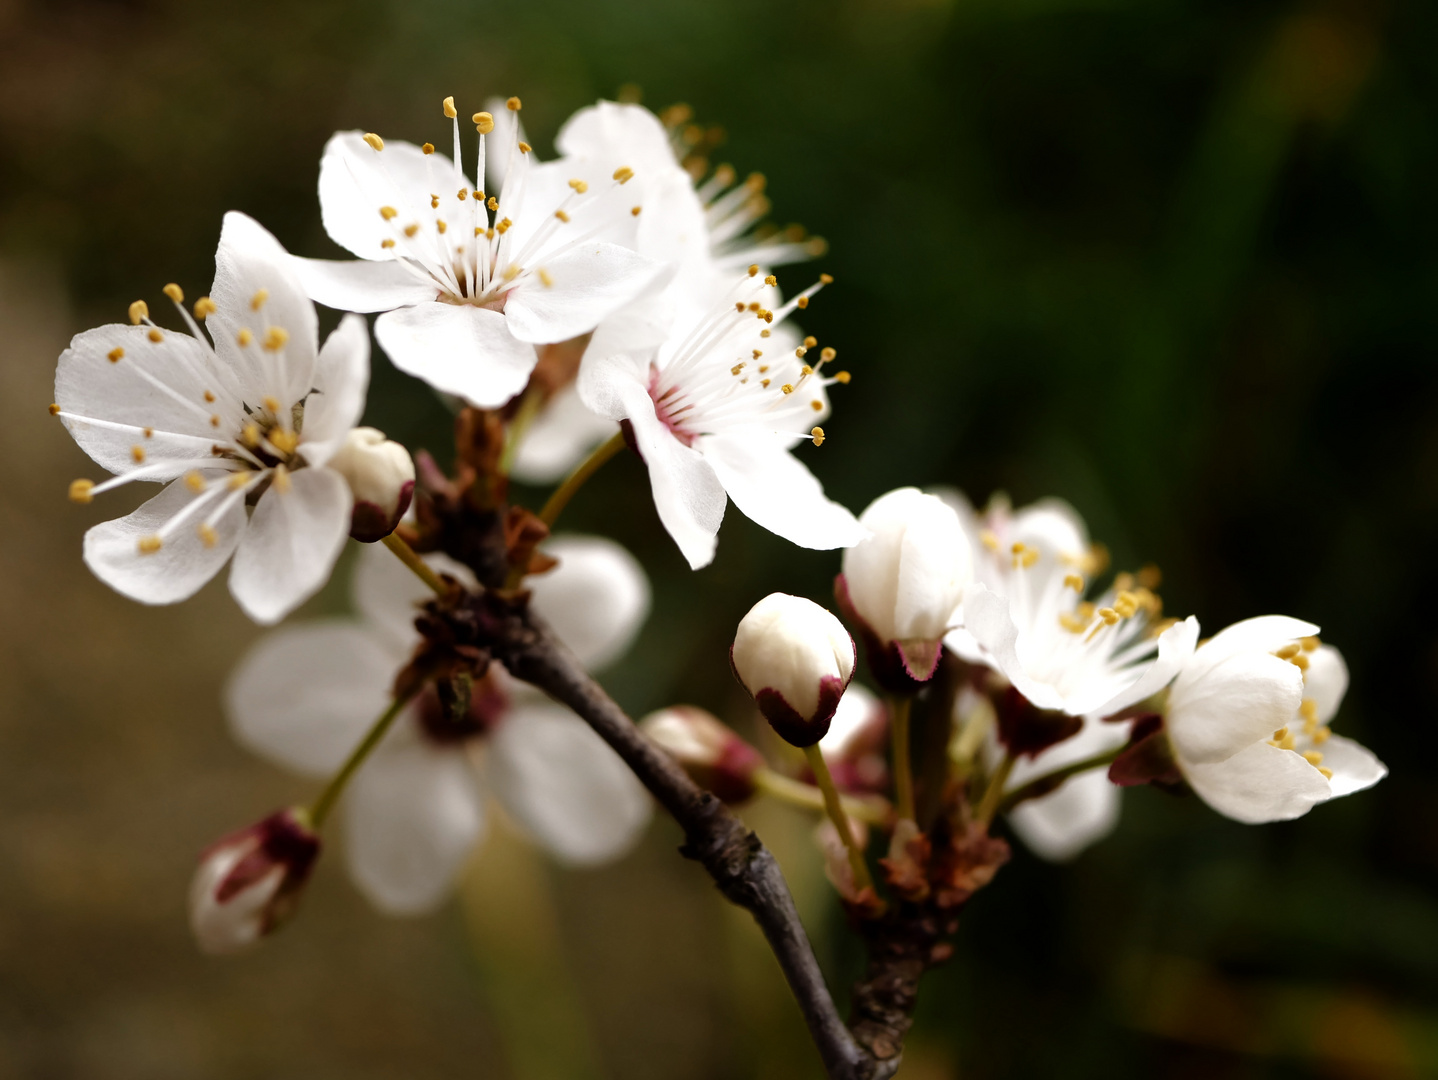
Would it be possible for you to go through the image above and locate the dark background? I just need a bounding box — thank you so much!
[1,0,1434,1075]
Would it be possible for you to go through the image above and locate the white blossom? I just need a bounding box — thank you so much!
[55,212,370,624]
[225,536,653,915]
[327,426,415,542]
[1164,617,1387,823]
[294,98,668,408]
[731,593,855,747]
[579,270,865,568]
[840,488,973,683]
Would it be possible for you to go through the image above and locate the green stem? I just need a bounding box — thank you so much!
[382,532,447,596]
[889,695,915,822]
[309,692,416,829]
[996,747,1124,815]
[539,430,626,528]
[752,767,891,825]
[803,745,875,894]
[499,387,544,475]
[974,754,1015,827]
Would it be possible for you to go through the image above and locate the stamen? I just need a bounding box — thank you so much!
[443,96,457,119]
[980,530,1000,552]
[539,269,554,287]
[137,535,163,555]
[68,479,94,504]
[250,289,268,311]
[1275,643,1301,659]
[272,464,292,494]
[810,426,825,446]
[1302,750,1324,767]
[107,347,124,363]
[193,297,216,319]
[48,403,60,416]
[236,329,253,346]
[147,328,163,343]
[422,143,435,155]
[128,301,148,325]
[363,133,384,151]
[1064,573,1085,591]
[474,111,495,134]
[197,523,218,548]
[185,472,207,493]
[130,445,146,464]
[506,97,521,111]
[1300,636,1321,652]
[163,283,184,303]
[379,206,398,220]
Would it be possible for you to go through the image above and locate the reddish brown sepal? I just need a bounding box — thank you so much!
[834,573,937,695]
[503,505,557,580]
[995,684,1082,759]
[204,809,320,931]
[703,740,766,804]
[749,672,847,748]
[1108,713,1185,789]
[930,818,1010,910]
[349,479,414,543]
[880,820,932,902]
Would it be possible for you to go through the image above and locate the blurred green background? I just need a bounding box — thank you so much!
[2,0,1435,1075]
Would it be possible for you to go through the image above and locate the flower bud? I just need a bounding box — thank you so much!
[189,808,320,955]
[640,705,764,803]
[818,683,889,794]
[730,593,856,748]
[838,487,972,689]
[328,427,415,542]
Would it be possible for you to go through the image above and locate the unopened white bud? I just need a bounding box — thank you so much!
[839,487,972,686]
[730,593,855,748]
[641,705,763,803]
[328,427,415,542]
[189,808,320,956]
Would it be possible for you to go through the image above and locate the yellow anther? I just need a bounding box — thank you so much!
[1314,727,1332,745]
[1114,591,1140,619]
[68,479,94,504]
[381,239,396,249]
[487,196,499,211]
[250,288,268,311]
[457,188,468,200]
[797,296,809,309]
[262,395,281,413]
[811,426,825,446]
[731,363,745,376]
[631,205,642,216]
[1064,573,1085,591]
[811,399,823,412]
[1300,636,1321,652]
[819,273,834,284]
[821,347,837,362]
[1318,766,1333,779]
[506,96,522,111]
[485,227,495,239]
[1302,750,1325,767]
[473,111,495,134]
[269,428,299,454]
[48,403,60,416]
[1098,607,1120,625]
[748,264,760,277]
[1275,643,1301,659]
[612,166,635,184]
[193,297,216,319]
[197,523,218,549]
[404,224,419,238]
[362,133,384,151]
[764,274,777,286]
[752,349,764,359]
[833,371,851,384]
[503,263,522,281]
[801,365,814,375]
[518,140,532,154]
[241,422,260,446]
[980,529,1000,552]
[436,220,447,234]
[760,379,771,388]
[803,336,817,348]
[422,143,435,155]
[1268,728,1297,751]
[430,195,440,209]
[1058,612,1088,633]
[443,96,457,119]
[263,327,290,354]
[496,217,513,234]
[1299,699,1318,723]
[661,103,693,127]
[229,470,252,490]
[554,209,571,222]
[147,328,163,343]
[163,283,184,303]
[272,464,292,494]
[130,445,145,464]
[379,206,398,220]
[781,383,794,394]
[210,414,221,427]
[143,427,153,438]
[137,535,163,555]
[539,268,554,287]
[107,347,124,363]
[185,471,207,493]
[1291,652,1310,671]
[743,172,766,193]
[1137,564,1162,589]
[128,300,148,325]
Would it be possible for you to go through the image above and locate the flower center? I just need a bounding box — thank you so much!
[415,671,509,745]
[1266,636,1334,778]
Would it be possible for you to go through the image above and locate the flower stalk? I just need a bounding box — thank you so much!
[804,745,875,895]
[539,429,626,527]
[752,766,891,826]
[308,692,416,829]
[889,696,915,822]
[381,531,448,596]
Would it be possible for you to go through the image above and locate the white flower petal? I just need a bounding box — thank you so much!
[575,348,650,421]
[225,621,399,776]
[700,430,867,552]
[487,705,650,865]
[1091,615,1199,717]
[1317,734,1387,798]
[298,313,371,467]
[1183,741,1331,824]
[1302,644,1349,725]
[1008,770,1120,862]
[1168,649,1305,765]
[83,475,244,605]
[510,383,618,484]
[374,302,536,407]
[56,325,241,478]
[504,242,666,345]
[211,212,319,404]
[319,132,455,263]
[529,534,650,671]
[555,101,677,172]
[961,582,1065,711]
[228,467,351,625]
[1181,615,1321,684]
[292,256,438,313]
[344,732,486,915]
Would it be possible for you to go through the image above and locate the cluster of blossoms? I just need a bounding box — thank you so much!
[51,89,1385,1065]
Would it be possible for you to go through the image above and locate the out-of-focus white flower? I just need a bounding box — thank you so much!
[838,488,972,686]
[818,683,889,794]
[731,593,856,747]
[225,535,652,915]
[55,212,370,624]
[640,705,764,803]
[295,97,667,408]
[946,493,1197,721]
[1162,617,1387,823]
[327,427,415,542]
[189,808,320,955]
[580,269,865,568]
